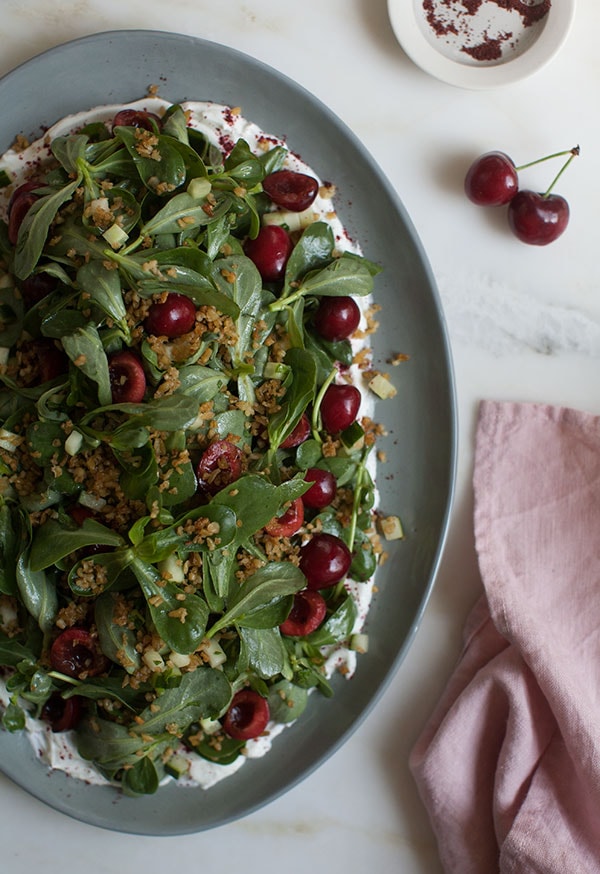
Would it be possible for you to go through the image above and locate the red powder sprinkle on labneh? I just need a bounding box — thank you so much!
[218,133,236,155]
[221,107,239,126]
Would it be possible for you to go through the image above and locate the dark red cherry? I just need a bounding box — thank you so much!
[38,341,68,383]
[280,589,327,636]
[111,109,162,131]
[197,439,243,496]
[302,468,336,509]
[244,225,293,282]
[19,272,58,307]
[8,180,43,211]
[21,339,68,386]
[299,532,352,590]
[314,296,361,342]
[67,505,111,557]
[68,504,96,526]
[279,413,311,449]
[49,628,108,679]
[108,350,146,403]
[507,190,569,245]
[320,384,361,433]
[144,293,196,337]
[8,180,45,244]
[262,170,319,212]
[8,191,39,245]
[265,497,304,537]
[41,693,83,732]
[222,689,270,740]
[464,151,518,206]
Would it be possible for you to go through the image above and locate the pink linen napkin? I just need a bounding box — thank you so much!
[410,400,600,873]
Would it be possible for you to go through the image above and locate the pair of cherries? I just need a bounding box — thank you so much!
[464,146,579,246]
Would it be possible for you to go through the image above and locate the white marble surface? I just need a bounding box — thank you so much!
[0,2,598,870]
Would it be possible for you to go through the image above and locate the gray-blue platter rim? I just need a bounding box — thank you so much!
[0,29,457,835]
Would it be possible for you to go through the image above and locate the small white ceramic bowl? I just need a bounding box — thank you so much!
[387,0,576,89]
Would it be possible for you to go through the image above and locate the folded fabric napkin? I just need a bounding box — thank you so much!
[410,400,600,874]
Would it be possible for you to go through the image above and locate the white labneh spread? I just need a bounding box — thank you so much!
[0,98,378,790]
[0,98,357,248]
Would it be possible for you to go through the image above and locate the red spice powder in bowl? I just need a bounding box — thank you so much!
[387,0,576,88]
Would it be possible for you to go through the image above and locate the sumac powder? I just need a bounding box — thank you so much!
[423,0,552,63]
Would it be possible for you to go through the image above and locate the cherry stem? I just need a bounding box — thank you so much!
[311,367,337,442]
[515,145,580,173]
[542,146,580,198]
[346,446,369,554]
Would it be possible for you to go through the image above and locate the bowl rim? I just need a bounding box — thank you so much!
[387,0,577,89]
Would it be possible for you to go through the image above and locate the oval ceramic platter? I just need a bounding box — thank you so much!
[0,30,456,834]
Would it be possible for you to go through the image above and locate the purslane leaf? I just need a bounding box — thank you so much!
[67,549,136,598]
[297,253,374,298]
[307,595,358,646]
[134,503,237,563]
[16,549,57,633]
[282,221,334,293]
[208,562,306,637]
[131,558,209,654]
[122,756,161,796]
[77,717,149,770]
[140,190,231,236]
[76,260,129,330]
[267,679,308,722]
[239,626,289,678]
[81,393,200,434]
[209,253,264,370]
[29,518,126,572]
[51,134,89,175]
[135,667,232,734]
[212,474,309,546]
[0,631,35,667]
[0,285,24,347]
[267,347,317,450]
[0,502,19,596]
[95,592,141,674]
[114,126,187,194]
[14,176,83,279]
[61,324,113,406]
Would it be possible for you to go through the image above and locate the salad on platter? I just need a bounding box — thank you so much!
[0,95,402,795]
